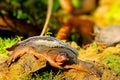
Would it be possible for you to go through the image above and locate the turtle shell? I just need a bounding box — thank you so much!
[95,25,120,46]
[7,36,78,56]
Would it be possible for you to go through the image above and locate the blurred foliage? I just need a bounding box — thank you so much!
[0,0,60,24]
[106,2,120,25]
[0,0,45,24]
[71,0,83,9]
[103,56,120,73]
[0,36,22,58]
[94,1,120,27]
[0,0,61,37]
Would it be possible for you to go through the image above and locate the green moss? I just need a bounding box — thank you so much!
[22,70,64,80]
[0,36,22,58]
[102,56,120,73]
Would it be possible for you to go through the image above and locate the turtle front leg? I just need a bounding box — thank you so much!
[6,46,34,66]
[63,60,102,77]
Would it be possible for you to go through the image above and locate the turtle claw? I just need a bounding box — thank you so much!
[6,56,15,66]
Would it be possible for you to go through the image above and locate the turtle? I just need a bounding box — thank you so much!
[95,25,120,47]
[6,36,102,77]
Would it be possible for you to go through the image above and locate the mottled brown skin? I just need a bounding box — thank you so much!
[6,45,102,77]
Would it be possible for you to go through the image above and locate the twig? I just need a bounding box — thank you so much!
[40,0,53,36]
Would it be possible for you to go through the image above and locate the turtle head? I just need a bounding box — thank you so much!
[55,54,69,65]
[45,48,69,69]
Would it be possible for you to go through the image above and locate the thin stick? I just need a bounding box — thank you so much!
[40,0,53,36]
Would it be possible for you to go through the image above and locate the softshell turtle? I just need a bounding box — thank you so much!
[6,36,102,77]
[95,25,120,47]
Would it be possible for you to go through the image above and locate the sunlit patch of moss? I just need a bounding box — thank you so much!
[0,36,22,58]
[98,47,120,73]
[102,56,120,73]
[98,47,120,60]
[106,2,120,25]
